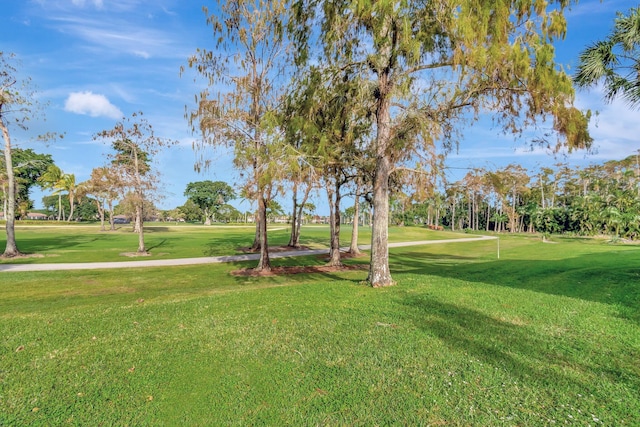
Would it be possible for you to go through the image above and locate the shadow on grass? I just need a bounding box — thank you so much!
[390,249,640,322]
[144,226,172,233]
[399,295,640,398]
[0,235,107,261]
[202,237,249,257]
[146,239,168,251]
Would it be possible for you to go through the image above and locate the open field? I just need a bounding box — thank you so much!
[0,222,469,265]
[1,225,639,425]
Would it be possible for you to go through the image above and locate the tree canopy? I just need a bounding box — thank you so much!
[184,180,236,225]
[184,0,293,271]
[574,6,640,108]
[291,0,593,286]
[94,112,177,253]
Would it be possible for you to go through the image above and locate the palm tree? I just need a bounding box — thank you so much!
[574,7,640,108]
[38,165,65,220]
[60,173,77,222]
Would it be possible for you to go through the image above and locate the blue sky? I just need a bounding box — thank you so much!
[2,0,639,215]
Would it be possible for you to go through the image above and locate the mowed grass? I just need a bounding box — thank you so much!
[0,223,294,264]
[0,222,462,264]
[0,227,639,425]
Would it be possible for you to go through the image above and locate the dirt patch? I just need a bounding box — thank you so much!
[120,252,153,257]
[335,250,368,260]
[232,246,369,277]
[0,253,45,260]
[231,263,368,277]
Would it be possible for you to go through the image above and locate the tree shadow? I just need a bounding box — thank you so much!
[144,226,171,233]
[398,295,640,398]
[389,249,640,323]
[146,239,168,251]
[0,235,103,260]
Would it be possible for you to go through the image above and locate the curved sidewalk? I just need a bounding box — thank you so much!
[0,236,497,273]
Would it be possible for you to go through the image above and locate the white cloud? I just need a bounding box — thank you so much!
[71,0,104,8]
[64,91,123,119]
[133,50,151,59]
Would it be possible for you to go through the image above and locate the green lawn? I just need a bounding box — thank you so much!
[1,227,639,425]
[0,222,462,264]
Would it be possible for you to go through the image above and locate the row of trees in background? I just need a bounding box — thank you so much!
[9,148,640,242]
[395,156,640,240]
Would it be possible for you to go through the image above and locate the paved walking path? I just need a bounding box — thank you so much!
[0,235,497,273]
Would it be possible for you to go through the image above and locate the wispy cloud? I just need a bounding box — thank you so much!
[35,0,143,13]
[574,86,640,159]
[64,91,123,119]
[71,0,104,8]
[49,15,177,59]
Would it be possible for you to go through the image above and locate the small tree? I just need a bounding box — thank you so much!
[39,165,65,220]
[61,173,78,222]
[283,66,371,265]
[95,112,176,253]
[178,199,204,222]
[82,166,122,231]
[184,0,291,272]
[13,148,54,211]
[217,204,242,223]
[184,180,236,225]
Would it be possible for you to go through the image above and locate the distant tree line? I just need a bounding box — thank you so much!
[393,155,640,240]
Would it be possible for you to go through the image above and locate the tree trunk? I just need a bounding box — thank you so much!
[451,199,456,231]
[327,177,342,267]
[540,175,546,209]
[367,154,394,287]
[2,186,7,223]
[251,211,261,251]
[254,191,270,271]
[96,199,106,231]
[467,192,471,229]
[288,182,299,247]
[133,211,141,233]
[474,196,479,230]
[511,189,517,232]
[289,182,312,248]
[135,203,146,253]
[2,122,20,257]
[349,182,362,256]
[68,192,75,222]
[108,200,115,231]
[486,204,491,232]
[204,207,211,225]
